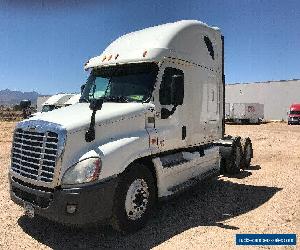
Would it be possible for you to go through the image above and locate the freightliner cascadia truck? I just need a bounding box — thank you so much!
[9,20,253,233]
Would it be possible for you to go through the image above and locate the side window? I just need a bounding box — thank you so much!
[159,67,184,105]
[204,36,214,60]
[89,77,108,99]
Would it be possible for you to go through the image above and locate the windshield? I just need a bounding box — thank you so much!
[80,63,158,103]
[42,105,56,112]
[290,110,300,115]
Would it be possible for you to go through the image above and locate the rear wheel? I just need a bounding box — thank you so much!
[223,137,242,175]
[241,137,253,169]
[111,163,156,233]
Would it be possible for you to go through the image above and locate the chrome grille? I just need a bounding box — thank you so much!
[11,128,58,182]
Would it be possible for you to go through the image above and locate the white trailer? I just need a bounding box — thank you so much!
[9,20,253,233]
[225,103,230,119]
[232,103,264,124]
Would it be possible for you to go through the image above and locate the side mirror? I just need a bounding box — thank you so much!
[89,98,103,111]
[81,84,86,95]
[170,75,184,105]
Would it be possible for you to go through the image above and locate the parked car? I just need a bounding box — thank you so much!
[288,103,300,125]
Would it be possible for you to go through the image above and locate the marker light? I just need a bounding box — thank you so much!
[107,55,112,61]
[84,60,89,66]
[102,56,106,62]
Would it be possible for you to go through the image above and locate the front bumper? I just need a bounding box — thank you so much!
[288,118,300,124]
[9,175,118,226]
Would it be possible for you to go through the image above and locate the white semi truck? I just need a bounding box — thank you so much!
[9,20,253,233]
[32,94,79,117]
[64,94,81,106]
[40,94,75,112]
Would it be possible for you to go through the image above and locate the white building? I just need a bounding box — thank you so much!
[226,79,300,121]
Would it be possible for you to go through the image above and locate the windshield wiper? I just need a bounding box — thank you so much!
[102,96,129,103]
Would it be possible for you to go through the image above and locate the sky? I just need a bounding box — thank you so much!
[0,0,299,94]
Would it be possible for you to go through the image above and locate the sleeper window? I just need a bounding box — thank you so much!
[159,67,184,105]
[204,36,214,60]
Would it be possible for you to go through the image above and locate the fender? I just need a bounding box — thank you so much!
[66,130,153,181]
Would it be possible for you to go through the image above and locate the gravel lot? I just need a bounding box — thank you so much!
[0,122,299,249]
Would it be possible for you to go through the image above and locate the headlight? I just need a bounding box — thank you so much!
[61,157,101,185]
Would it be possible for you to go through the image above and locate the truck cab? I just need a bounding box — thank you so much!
[9,20,252,233]
[31,94,76,117]
[63,94,81,107]
[41,94,75,112]
[288,103,300,125]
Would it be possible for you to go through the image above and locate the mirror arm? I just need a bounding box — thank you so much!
[85,109,97,142]
[161,105,177,119]
[85,98,104,142]
[81,84,86,95]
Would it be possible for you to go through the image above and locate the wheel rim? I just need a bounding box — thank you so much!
[245,144,252,163]
[125,178,149,220]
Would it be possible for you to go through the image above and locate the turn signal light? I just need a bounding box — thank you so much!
[102,56,106,62]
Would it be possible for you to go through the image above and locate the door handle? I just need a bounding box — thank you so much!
[182,126,186,140]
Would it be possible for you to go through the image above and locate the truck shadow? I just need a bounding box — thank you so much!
[18,177,281,250]
[223,170,252,179]
[222,165,262,179]
[247,165,261,170]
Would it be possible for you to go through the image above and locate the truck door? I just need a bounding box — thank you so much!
[153,63,187,152]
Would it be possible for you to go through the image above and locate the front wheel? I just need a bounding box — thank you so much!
[241,137,253,169]
[111,163,156,233]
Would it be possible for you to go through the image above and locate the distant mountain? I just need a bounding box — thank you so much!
[0,89,40,106]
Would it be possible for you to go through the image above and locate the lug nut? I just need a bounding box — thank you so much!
[66,204,77,214]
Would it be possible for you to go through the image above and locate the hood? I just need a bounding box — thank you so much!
[27,102,151,132]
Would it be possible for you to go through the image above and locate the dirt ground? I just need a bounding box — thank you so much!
[0,122,299,249]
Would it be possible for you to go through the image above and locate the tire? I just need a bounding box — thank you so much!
[240,137,253,169]
[224,137,242,175]
[219,157,226,174]
[111,163,156,233]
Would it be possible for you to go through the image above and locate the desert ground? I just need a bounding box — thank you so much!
[0,122,299,249]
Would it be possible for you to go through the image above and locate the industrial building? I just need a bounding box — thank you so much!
[226,79,300,121]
